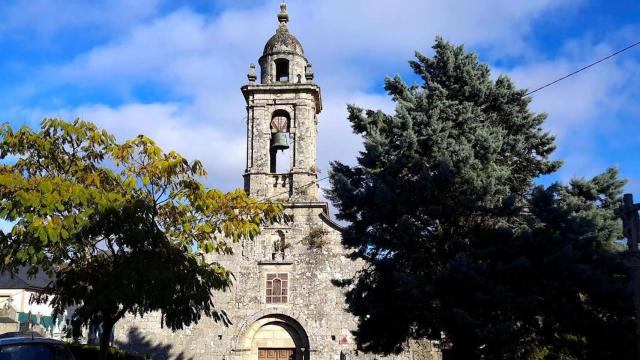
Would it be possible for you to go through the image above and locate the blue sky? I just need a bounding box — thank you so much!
[0,0,639,211]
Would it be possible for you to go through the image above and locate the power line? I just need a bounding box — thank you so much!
[526,40,640,96]
[256,42,640,201]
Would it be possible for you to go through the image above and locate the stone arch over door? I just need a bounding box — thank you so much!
[234,311,311,360]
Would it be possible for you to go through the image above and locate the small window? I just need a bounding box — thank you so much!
[275,59,289,82]
[266,273,289,304]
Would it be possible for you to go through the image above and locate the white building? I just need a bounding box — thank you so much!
[0,267,61,336]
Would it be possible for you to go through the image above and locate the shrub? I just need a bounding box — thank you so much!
[69,344,148,360]
[306,226,329,248]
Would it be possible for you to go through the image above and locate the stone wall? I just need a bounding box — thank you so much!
[0,321,19,334]
[116,205,440,360]
[115,8,440,357]
[242,83,321,202]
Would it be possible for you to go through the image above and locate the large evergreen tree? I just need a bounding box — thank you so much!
[328,38,634,359]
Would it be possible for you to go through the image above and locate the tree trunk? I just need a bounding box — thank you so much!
[99,320,114,360]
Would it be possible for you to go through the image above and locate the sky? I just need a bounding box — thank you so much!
[0,0,639,220]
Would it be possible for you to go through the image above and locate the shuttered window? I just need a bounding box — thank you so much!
[266,273,288,303]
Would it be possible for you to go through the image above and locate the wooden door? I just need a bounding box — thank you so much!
[258,348,295,360]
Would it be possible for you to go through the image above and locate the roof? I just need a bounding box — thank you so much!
[263,26,304,56]
[0,267,52,291]
[320,212,344,232]
[262,2,304,56]
[0,336,65,345]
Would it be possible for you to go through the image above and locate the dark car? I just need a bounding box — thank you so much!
[0,332,42,339]
[0,336,75,360]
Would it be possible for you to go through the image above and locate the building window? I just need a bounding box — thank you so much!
[266,273,288,304]
[275,59,289,82]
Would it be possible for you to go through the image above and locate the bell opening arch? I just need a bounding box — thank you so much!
[275,58,290,82]
[270,110,292,174]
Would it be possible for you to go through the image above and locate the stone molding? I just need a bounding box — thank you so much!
[232,309,313,352]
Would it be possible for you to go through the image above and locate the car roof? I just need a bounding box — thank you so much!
[0,336,67,346]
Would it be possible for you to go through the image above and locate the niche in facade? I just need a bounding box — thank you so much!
[272,230,288,260]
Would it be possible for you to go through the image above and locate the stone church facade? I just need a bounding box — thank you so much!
[116,4,440,360]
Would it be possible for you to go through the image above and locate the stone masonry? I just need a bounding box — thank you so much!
[116,4,440,360]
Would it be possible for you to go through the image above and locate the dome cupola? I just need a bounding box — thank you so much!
[257,2,312,84]
[263,3,304,56]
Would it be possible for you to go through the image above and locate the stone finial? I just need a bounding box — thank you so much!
[247,63,257,84]
[277,2,289,26]
[305,63,314,81]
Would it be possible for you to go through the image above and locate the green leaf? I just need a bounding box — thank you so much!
[0,117,282,355]
[37,228,48,244]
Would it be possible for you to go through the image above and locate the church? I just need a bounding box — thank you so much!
[117,4,440,360]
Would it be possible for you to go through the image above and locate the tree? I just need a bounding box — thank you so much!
[0,119,282,359]
[328,38,634,359]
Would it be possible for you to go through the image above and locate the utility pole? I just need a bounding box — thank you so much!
[615,193,640,360]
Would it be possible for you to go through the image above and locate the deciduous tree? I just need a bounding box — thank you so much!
[0,119,282,359]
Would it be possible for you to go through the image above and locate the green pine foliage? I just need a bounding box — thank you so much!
[328,38,634,359]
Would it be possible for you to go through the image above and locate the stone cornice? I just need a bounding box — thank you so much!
[241,83,322,112]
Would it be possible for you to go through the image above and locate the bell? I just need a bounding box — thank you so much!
[270,132,289,151]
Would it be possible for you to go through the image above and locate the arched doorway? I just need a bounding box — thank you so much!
[255,322,297,360]
[236,314,310,360]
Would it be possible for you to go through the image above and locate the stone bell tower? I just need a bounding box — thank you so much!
[116,4,442,359]
[241,2,322,203]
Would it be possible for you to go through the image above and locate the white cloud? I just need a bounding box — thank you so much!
[76,103,247,190]
[508,58,625,138]
[501,34,640,185]
[317,92,394,170]
[11,103,246,191]
[45,0,576,93]
[292,0,573,62]
[8,0,640,208]
[0,0,163,40]
[35,0,573,172]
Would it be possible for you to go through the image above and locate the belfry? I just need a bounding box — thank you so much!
[242,2,322,203]
[116,4,440,360]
